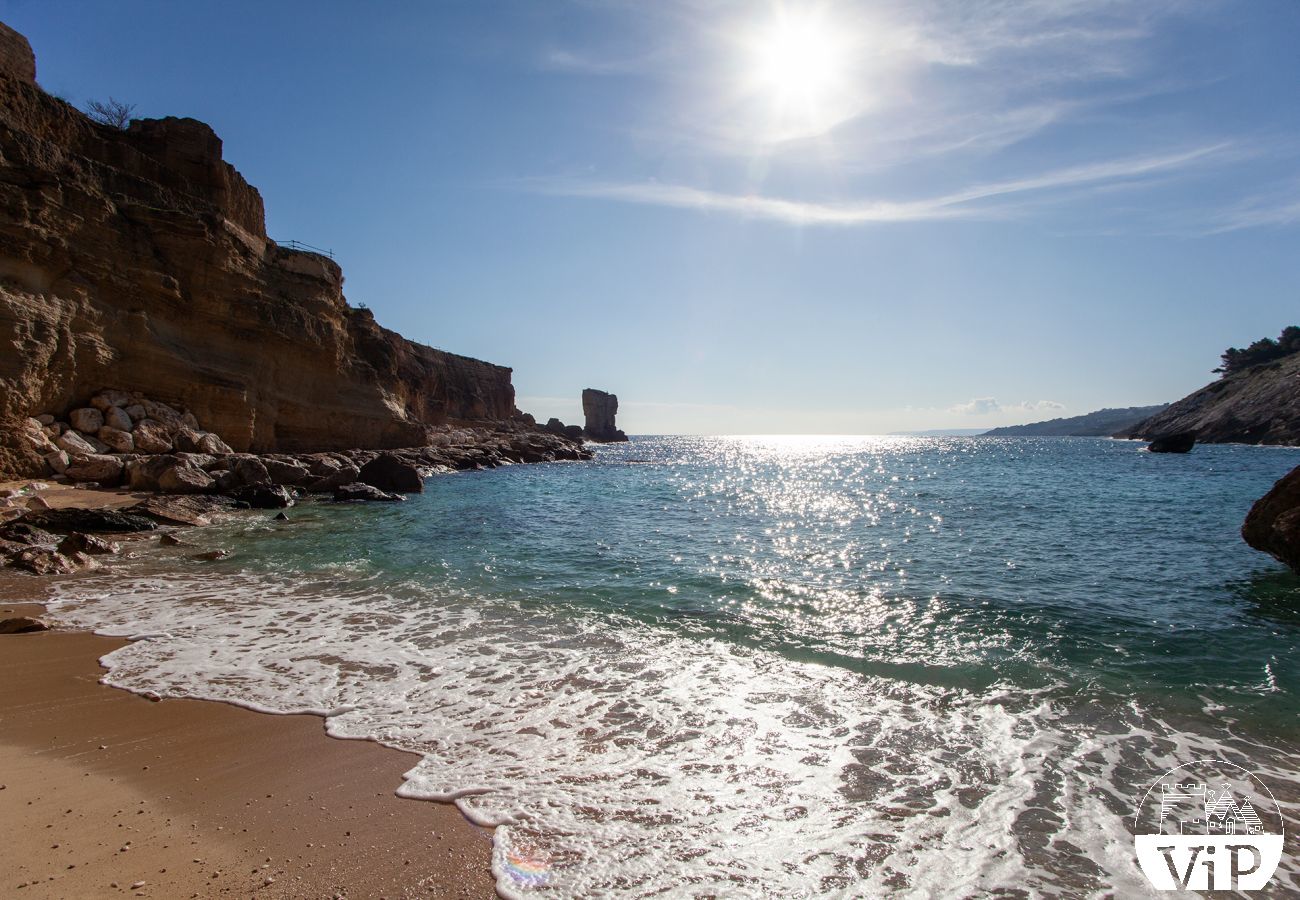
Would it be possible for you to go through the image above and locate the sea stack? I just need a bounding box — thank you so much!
[1242,465,1300,572]
[582,389,628,443]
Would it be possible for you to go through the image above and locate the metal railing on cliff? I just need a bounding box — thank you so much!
[274,238,334,259]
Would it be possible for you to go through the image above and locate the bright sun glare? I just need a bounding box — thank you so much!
[740,6,859,141]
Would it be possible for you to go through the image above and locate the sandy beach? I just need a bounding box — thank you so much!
[0,581,496,899]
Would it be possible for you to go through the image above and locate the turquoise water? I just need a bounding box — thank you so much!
[50,436,1300,897]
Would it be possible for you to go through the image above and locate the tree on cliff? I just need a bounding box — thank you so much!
[1215,325,1300,377]
[84,97,135,129]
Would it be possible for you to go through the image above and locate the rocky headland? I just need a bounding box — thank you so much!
[1121,329,1300,445]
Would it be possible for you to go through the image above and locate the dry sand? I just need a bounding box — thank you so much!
[0,581,497,900]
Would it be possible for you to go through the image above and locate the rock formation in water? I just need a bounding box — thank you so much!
[1147,432,1196,454]
[1121,348,1300,446]
[0,23,543,476]
[982,405,1168,437]
[1242,465,1300,573]
[582,389,628,443]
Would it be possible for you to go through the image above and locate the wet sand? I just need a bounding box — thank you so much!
[0,583,497,900]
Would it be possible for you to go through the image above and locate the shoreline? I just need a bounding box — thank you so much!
[0,579,497,899]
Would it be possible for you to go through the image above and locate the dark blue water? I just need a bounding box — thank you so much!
[52,436,1300,897]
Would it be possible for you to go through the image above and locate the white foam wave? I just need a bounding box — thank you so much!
[46,573,1299,898]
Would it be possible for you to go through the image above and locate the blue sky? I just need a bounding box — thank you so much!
[9,1,1299,433]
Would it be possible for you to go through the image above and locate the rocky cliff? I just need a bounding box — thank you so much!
[0,24,521,476]
[1120,353,1300,445]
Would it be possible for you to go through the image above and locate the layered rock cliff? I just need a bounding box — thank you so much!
[1120,353,1300,445]
[0,23,521,476]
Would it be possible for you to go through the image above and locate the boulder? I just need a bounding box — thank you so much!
[262,458,312,486]
[333,482,405,503]
[124,404,147,422]
[65,454,125,485]
[157,461,215,494]
[97,426,135,452]
[232,483,295,509]
[1148,432,1196,454]
[307,465,361,492]
[58,532,120,555]
[133,495,228,527]
[103,406,133,432]
[174,429,232,455]
[132,419,173,453]
[358,453,424,494]
[142,400,185,429]
[44,449,70,474]
[90,390,134,411]
[0,616,49,633]
[1243,465,1300,572]
[69,407,105,434]
[56,430,100,456]
[229,456,270,487]
[23,508,157,534]
[35,414,55,426]
[127,454,181,491]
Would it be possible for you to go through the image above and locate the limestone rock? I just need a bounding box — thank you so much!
[582,389,628,443]
[103,406,133,432]
[131,420,174,454]
[358,453,424,494]
[1242,465,1300,572]
[69,407,105,434]
[175,429,233,455]
[91,391,134,411]
[9,546,93,575]
[44,449,69,474]
[0,616,49,634]
[35,414,54,426]
[0,521,58,546]
[65,454,125,485]
[97,426,135,452]
[261,457,312,486]
[124,404,147,422]
[157,461,215,494]
[56,430,99,456]
[333,482,405,502]
[133,495,230,527]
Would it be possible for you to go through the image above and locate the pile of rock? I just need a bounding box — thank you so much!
[23,390,233,484]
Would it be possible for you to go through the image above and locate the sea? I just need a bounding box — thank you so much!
[46,436,1300,898]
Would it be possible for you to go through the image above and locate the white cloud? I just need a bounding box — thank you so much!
[949,398,1065,416]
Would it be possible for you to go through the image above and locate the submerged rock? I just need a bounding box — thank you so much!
[1147,432,1196,453]
[1243,465,1300,572]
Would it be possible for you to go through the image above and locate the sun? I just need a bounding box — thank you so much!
[737,6,861,142]
[749,10,847,104]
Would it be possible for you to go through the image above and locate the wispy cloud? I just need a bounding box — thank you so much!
[532,143,1233,226]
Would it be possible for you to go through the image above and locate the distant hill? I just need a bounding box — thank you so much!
[982,405,1168,437]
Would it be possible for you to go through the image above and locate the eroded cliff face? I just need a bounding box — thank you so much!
[1120,353,1300,446]
[0,24,518,475]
